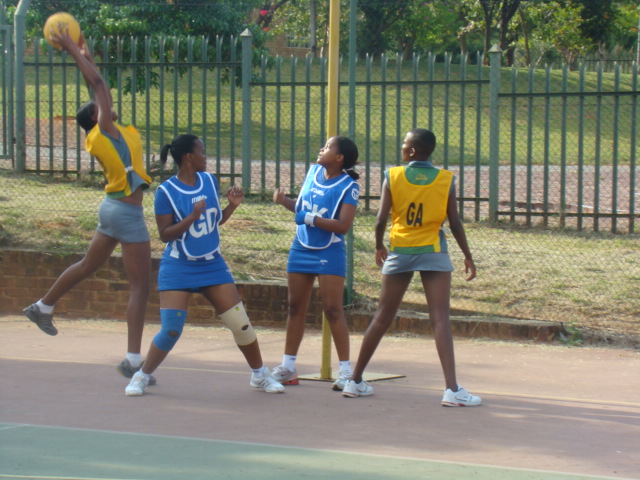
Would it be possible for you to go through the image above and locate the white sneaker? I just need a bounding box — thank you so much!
[251,367,285,393]
[332,369,352,391]
[125,371,150,396]
[117,359,156,386]
[342,379,373,398]
[270,365,298,385]
[441,386,482,407]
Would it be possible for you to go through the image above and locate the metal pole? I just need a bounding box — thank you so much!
[14,0,31,172]
[240,28,252,191]
[345,0,357,305]
[488,44,502,223]
[326,0,340,137]
[636,11,640,65]
[320,0,341,381]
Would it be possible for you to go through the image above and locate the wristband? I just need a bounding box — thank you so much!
[304,212,317,227]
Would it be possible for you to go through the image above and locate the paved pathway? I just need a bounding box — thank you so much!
[1,316,638,479]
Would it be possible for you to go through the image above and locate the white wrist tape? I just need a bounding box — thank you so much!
[304,212,317,227]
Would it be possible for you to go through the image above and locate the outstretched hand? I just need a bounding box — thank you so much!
[272,188,285,205]
[49,24,78,53]
[226,185,244,207]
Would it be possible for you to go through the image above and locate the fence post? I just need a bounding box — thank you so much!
[345,0,357,305]
[13,0,30,172]
[489,44,502,223]
[241,28,252,192]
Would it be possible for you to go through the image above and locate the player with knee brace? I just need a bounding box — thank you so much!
[125,134,284,396]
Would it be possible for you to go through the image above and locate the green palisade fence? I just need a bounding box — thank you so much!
[4,35,638,233]
[1,31,639,330]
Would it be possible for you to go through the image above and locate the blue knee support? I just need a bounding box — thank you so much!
[153,309,186,351]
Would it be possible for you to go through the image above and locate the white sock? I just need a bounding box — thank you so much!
[36,300,54,314]
[251,366,264,378]
[339,360,352,373]
[282,354,296,371]
[126,353,143,368]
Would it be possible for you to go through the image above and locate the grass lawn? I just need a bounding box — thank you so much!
[1,170,639,342]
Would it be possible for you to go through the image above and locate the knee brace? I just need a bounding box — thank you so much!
[153,309,186,351]
[220,302,256,346]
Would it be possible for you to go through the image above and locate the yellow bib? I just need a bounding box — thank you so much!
[388,166,453,253]
[86,123,151,196]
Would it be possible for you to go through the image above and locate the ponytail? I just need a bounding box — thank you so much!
[335,136,360,181]
[160,144,172,166]
[160,134,199,168]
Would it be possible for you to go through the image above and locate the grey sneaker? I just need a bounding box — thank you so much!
[332,369,352,391]
[117,359,156,386]
[23,303,57,336]
[125,371,150,396]
[441,386,482,407]
[270,365,299,385]
[342,379,373,398]
[251,367,285,393]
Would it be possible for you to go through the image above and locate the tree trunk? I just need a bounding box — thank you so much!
[459,32,468,56]
[518,6,531,67]
[309,0,317,57]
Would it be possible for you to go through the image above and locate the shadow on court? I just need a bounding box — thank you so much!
[1,316,639,480]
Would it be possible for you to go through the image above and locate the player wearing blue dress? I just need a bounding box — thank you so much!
[155,170,234,291]
[271,136,360,390]
[125,134,284,396]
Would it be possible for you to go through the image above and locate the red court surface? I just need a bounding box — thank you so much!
[1,315,639,480]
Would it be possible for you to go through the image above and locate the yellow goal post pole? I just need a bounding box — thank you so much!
[319,0,341,380]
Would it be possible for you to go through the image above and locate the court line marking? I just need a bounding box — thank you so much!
[0,475,141,480]
[0,422,634,480]
[3,356,640,408]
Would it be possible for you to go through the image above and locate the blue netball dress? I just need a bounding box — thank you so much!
[155,172,234,291]
[287,164,359,277]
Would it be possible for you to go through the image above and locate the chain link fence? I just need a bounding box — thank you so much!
[1,35,639,339]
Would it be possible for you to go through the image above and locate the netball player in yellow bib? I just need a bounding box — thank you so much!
[343,129,481,406]
[23,28,153,385]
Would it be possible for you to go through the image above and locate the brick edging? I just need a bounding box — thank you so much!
[0,249,562,342]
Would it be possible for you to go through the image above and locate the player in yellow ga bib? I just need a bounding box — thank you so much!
[342,128,481,407]
[388,166,453,253]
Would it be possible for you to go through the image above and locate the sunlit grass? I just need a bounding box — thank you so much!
[2,170,638,340]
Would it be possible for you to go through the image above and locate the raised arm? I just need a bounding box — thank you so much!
[51,27,118,137]
[273,188,296,213]
[76,34,113,106]
[219,186,244,226]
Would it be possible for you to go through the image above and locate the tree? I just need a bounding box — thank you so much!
[256,0,292,32]
[8,0,263,41]
[498,0,521,65]
[6,0,265,93]
[478,0,501,58]
[517,1,590,68]
[573,0,616,47]
[388,1,470,57]
[606,1,640,49]
[357,0,412,56]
